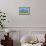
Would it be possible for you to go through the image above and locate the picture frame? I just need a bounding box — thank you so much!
[19,7,30,15]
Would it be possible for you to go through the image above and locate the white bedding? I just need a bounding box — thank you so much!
[20,34,44,46]
[0,44,3,46]
[21,43,43,46]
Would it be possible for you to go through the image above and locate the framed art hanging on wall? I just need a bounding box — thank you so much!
[19,7,30,15]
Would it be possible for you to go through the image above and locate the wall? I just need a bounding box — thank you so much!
[0,0,46,27]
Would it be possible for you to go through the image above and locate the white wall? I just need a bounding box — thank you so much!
[0,0,46,27]
[0,1,46,46]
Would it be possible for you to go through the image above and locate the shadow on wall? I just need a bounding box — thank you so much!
[13,40,21,46]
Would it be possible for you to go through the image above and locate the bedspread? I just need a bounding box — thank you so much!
[21,43,43,46]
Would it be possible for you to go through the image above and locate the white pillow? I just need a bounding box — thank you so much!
[21,43,33,46]
[20,35,37,43]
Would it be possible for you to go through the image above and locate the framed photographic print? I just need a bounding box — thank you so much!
[19,7,30,15]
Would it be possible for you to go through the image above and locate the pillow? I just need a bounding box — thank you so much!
[20,35,37,44]
[21,43,33,46]
[20,35,31,43]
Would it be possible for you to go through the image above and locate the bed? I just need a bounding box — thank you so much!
[21,43,43,46]
[20,33,45,46]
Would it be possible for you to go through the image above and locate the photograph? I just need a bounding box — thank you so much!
[19,7,30,15]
